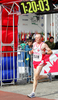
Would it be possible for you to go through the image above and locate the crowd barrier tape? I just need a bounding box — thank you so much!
[40,50,58,75]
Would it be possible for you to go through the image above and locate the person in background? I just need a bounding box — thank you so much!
[29,33,34,39]
[54,41,58,49]
[29,33,35,40]
[20,40,26,50]
[25,39,33,83]
[45,36,55,50]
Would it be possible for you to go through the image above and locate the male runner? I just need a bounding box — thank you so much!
[27,33,53,98]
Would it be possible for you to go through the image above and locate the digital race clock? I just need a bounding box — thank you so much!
[19,0,53,14]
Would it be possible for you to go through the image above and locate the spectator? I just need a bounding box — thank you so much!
[54,41,58,49]
[45,36,55,50]
[20,40,26,50]
[25,39,33,83]
[29,33,35,40]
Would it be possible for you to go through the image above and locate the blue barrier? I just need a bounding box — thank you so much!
[0,56,17,83]
[18,51,29,67]
[18,52,25,67]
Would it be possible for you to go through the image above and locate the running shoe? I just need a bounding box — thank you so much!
[47,73,52,82]
[27,92,35,98]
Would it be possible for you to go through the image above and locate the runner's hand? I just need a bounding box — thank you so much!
[29,51,32,55]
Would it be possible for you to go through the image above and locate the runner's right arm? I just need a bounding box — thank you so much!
[29,42,36,55]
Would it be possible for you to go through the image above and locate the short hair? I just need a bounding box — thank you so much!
[28,39,33,43]
[49,36,54,40]
[35,33,42,38]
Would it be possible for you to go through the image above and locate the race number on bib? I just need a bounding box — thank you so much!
[33,55,39,59]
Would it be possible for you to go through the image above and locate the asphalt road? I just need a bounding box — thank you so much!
[0,79,58,100]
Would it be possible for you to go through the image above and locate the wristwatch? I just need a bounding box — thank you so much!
[45,52,47,54]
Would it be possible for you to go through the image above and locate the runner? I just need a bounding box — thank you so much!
[27,33,53,98]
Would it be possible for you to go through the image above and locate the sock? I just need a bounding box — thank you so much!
[32,91,35,94]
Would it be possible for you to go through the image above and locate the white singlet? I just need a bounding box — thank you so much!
[33,42,43,62]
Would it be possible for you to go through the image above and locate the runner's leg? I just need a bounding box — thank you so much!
[37,75,48,80]
[27,65,51,98]
[33,65,43,92]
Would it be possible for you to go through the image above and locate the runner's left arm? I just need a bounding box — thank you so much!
[42,43,53,55]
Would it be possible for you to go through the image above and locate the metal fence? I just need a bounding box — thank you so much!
[0,50,33,86]
[1,49,58,86]
[17,49,33,83]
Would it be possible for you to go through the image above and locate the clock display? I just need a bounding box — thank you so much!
[19,0,53,14]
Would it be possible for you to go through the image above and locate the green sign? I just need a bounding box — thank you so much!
[19,0,53,14]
